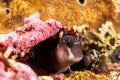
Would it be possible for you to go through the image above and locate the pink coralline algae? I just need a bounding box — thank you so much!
[0,55,39,80]
[0,12,63,55]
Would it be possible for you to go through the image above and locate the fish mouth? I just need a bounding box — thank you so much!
[70,57,83,62]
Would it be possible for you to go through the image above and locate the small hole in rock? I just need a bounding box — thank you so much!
[78,0,86,5]
[5,8,10,14]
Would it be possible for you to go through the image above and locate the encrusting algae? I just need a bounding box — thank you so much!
[0,0,120,33]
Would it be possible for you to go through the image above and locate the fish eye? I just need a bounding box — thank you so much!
[65,38,73,48]
[77,0,86,6]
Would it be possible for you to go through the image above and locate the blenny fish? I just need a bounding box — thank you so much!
[0,0,120,33]
[27,30,83,74]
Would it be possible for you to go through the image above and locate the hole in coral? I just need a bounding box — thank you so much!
[5,8,10,14]
[79,0,85,4]
[77,0,86,6]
